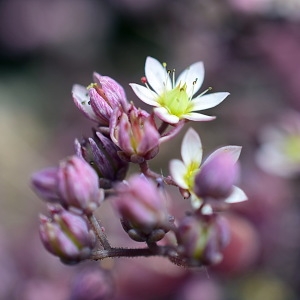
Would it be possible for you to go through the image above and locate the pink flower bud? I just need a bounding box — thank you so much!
[194,151,239,200]
[39,206,95,264]
[176,215,230,266]
[110,104,160,163]
[57,156,104,215]
[89,74,128,124]
[31,167,60,202]
[72,73,128,125]
[69,266,114,300]
[75,130,129,188]
[111,175,170,242]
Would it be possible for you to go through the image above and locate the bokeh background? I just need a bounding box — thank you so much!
[1,0,300,299]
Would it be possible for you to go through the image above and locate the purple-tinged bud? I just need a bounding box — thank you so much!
[75,130,129,188]
[57,156,104,215]
[111,175,171,242]
[39,206,95,264]
[72,74,128,126]
[194,152,239,200]
[176,215,230,267]
[110,104,160,163]
[31,167,60,202]
[69,266,114,300]
[89,74,128,125]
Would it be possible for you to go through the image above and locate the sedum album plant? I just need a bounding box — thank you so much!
[31,56,247,268]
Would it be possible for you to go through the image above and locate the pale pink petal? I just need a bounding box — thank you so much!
[204,146,242,166]
[95,75,128,108]
[109,107,122,144]
[118,114,134,154]
[72,84,98,122]
[224,186,248,203]
[130,83,159,106]
[181,128,203,167]
[191,92,230,111]
[175,61,204,97]
[169,159,189,189]
[145,57,172,93]
[137,120,160,155]
[154,107,180,124]
[183,112,216,122]
[89,88,111,124]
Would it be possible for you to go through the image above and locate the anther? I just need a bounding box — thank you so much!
[141,76,147,84]
[87,83,97,90]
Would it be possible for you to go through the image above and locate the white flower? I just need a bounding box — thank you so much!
[255,111,300,177]
[169,128,247,209]
[130,57,229,124]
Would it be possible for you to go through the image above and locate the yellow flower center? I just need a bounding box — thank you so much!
[184,161,200,190]
[157,84,192,117]
[284,135,300,162]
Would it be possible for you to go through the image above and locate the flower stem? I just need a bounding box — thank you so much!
[88,215,111,249]
[89,245,188,267]
[90,247,154,260]
[139,161,160,179]
[139,161,178,186]
[160,119,186,143]
[158,121,169,135]
[90,245,170,260]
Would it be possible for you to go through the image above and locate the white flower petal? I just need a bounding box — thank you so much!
[190,193,203,209]
[176,62,204,97]
[192,92,230,111]
[154,107,179,124]
[130,83,159,106]
[181,128,203,167]
[183,112,216,122]
[169,159,189,189]
[145,57,172,94]
[72,84,98,122]
[201,203,213,215]
[225,186,248,203]
[255,143,297,178]
[205,146,242,166]
[72,84,89,101]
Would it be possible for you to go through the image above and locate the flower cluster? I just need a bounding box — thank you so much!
[31,57,247,269]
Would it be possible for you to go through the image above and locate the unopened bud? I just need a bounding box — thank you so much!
[69,266,114,300]
[176,215,230,266]
[111,175,171,242]
[57,156,104,215]
[31,167,60,202]
[194,152,239,200]
[75,130,129,188]
[72,73,128,125]
[39,206,95,264]
[110,104,160,163]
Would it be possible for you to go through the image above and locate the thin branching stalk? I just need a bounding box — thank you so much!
[88,214,111,249]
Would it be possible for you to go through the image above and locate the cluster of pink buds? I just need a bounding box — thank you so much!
[31,56,248,271]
